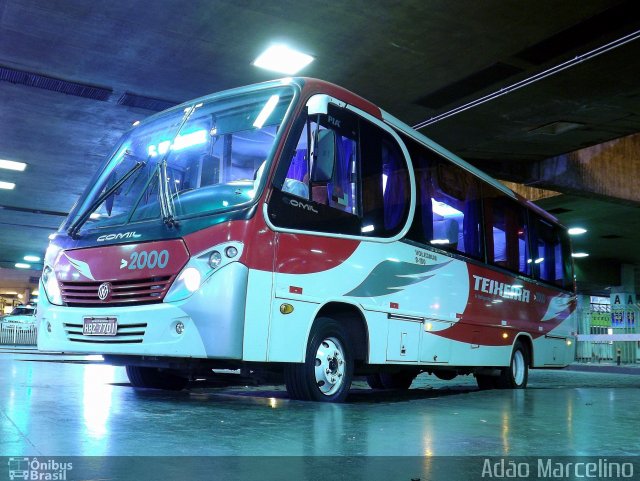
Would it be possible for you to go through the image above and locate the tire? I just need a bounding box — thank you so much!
[475,374,497,390]
[126,365,188,391]
[366,373,385,390]
[284,317,353,402]
[495,341,529,389]
[378,371,416,390]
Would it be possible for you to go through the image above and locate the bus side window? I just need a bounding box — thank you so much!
[430,160,483,259]
[483,186,531,276]
[359,120,410,237]
[533,217,571,288]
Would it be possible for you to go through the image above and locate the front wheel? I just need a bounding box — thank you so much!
[126,366,188,390]
[284,317,353,402]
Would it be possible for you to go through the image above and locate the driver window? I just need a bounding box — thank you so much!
[282,115,358,216]
[269,103,409,238]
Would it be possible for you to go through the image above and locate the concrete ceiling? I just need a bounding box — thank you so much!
[0,0,639,295]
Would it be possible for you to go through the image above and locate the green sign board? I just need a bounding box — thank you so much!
[591,311,611,327]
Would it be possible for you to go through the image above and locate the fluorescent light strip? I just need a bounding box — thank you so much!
[413,29,640,129]
[15,263,31,269]
[24,255,40,262]
[0,159,27,171]
[0,181,16,190]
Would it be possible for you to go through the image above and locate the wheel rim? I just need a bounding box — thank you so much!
[314,337,346,396]
[512,349,525,386]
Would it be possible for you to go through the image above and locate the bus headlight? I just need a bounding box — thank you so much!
[180,267,202,292]
[42,265,63,305]
[165,241,244,303]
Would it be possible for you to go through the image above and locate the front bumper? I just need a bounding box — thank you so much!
[37,262,248,359]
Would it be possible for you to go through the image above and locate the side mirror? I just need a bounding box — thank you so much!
[311,129,336,183]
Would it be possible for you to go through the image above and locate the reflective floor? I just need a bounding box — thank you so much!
[1,350,639,457]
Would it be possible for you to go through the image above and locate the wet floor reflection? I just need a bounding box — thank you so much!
[1,353,640,456]
[82,364,115,442]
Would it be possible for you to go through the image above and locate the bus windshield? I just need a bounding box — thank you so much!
[68,86,294,233]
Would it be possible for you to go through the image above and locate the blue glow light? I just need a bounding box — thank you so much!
[148,129,208,157]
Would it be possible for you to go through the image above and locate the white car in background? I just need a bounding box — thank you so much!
[1,305,37,328]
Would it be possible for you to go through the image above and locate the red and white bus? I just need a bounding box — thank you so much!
[37,78,576,402]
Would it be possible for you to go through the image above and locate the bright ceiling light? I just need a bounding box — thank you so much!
[253,44,314,75]
[89,213,101,219]
[48,233,57,240]
[24,255,40,262]
[15,263,31,269]
[0,159,27,171]
[572,252,589,258]
[0,181,16,190]
[568,227,587,235]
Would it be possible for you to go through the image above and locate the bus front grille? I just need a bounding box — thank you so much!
[63,322,147,343]
[59,276,174,307]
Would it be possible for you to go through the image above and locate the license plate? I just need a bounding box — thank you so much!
[83,317,118,336]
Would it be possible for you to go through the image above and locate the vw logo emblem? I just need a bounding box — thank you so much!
[97,282,112,301]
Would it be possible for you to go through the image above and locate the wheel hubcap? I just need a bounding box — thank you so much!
[512,350,525,385]
[314,337,346,396]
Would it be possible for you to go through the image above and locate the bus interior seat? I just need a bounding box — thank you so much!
[312,184,329,205]
[433,218,459,247]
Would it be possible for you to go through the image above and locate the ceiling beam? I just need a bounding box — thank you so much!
[477,131,640,206]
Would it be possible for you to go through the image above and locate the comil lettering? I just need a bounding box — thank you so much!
[97,231,142,242]
[289,199,318,213]
[473,275,530,303]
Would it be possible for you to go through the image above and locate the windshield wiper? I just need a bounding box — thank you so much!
[67,158,147,238]
[158,159,178,227]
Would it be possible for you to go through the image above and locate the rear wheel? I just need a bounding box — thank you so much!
[126,366,188,390]
[496,341,529,389]
[476,341,529,390]
[378,371,416,390]
[284,317,353,402]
